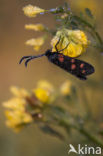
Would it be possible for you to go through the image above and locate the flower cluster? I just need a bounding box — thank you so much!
[3,80,72,132]
[23,3,89,57]
[23,5,47,51]
[51,29,89,57]
[3,87,32,132]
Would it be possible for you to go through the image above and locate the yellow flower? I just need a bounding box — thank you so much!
[3,97,26,111]
[23,5,45,18]
[25,24,45,31]
[60,80,72,96]
[3,97,33,132]
[26,37,45,51]
[3,86,33,132]
[37,80,54,92]
[10,86,29,98]
[63,42,84,58]
[67,30,88,46]
[5,110,33,132]
[51,29,89,57]
[3,86,29,111]
[33,80,54,103]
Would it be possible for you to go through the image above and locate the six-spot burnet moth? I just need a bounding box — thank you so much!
[19,39,95,80]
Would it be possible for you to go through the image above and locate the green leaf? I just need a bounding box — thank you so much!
[70,21,78,29]
[72,15,94,29]
[85,8,93,18]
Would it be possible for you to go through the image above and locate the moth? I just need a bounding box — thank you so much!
[19,40,95,80]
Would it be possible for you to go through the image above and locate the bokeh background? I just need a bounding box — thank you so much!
[0,0,103,156]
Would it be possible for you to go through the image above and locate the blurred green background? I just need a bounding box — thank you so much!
[0,0,103,156]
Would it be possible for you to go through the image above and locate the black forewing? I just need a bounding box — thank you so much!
[46,52,95,80]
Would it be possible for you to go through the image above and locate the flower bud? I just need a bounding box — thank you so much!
[60,80,72,96]
[25,24,45,31]
[26,37,45,51]
[23,5,45,17]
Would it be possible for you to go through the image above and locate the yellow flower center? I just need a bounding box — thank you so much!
[34,88,50,103]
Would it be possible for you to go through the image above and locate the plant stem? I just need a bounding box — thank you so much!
[59,119,103,148]
[78,128,103,148]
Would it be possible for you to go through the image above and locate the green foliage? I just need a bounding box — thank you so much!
[85,8,93,18]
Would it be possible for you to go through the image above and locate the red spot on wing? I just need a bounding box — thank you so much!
[71,64,76,70]
[71,59,75,63]
[80,63,84,68]
[58,54,64,63]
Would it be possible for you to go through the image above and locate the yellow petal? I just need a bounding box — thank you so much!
[51,29,89,57]
[37,80,54,92]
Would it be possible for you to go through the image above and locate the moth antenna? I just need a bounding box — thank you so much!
[19,53,46,67]
[25,58,32,67]
[19,56,31,64]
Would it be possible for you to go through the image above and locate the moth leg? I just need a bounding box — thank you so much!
[55,36,70,53]
[57,43,70,53]
[52,43,70,53]
[55,36,61,52]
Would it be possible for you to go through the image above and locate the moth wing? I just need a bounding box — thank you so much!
[47,52,95,80]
